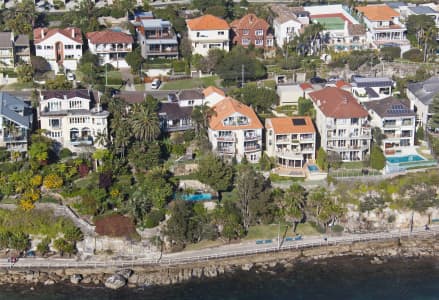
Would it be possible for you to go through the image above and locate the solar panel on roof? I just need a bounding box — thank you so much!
[292,118,306,126]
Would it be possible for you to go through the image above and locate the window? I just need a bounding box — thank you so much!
[243,29,249,35]
[218,31,224,35]
[65,55,74,59]
[188,100,194,105]
[196,32,200,37]
[255,29,264,36]
[65,45,74,49]
[49,119,60,128]
[255,40,263,46]
[76,45,81,49]
[44,45,53,50]
[36,45,42,50]
[250,154,257,161]
[241,38,250,45]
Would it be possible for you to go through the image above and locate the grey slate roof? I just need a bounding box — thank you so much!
[0,32,13,48]
[177,89,204,101]
[386,2,407,9]
[408,6,438,14]
[351,77,393,88]
[0,92,32,128]
[41,89,91,100]
[364,97,415,118]
[158,102,192,120]
[14,34,29,46]
[407,76,439,106]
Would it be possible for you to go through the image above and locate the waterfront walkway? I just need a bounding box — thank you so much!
[2,225,438,269]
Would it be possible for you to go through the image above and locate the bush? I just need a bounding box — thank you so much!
[59,148,73,159]
[370,145,386,170]
[403,49,423,62]
[143,210,165,228]
[172,60,186,73]
[380,46,401,61]
[36,237,51,255]
[309,221,326,234]
[331,224,344,233]
[43,174,63,189]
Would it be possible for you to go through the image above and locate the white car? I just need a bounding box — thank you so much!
[66,73,75,81]
[151,79,161,89]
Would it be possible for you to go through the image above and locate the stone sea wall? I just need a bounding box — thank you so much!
[1,235,438,289]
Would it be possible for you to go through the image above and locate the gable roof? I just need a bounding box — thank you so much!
[407,76,439,106]
[309,87,368,118]
[86,30,133,44]
[178,89,204,101]
[186,14,230,31]
[0,92,31,128]
[41,89,91,100]
[363,96,415,118]
[266,116,315,134]
[356,5,399,21]
[209,97,263,130]
[34,27,83,44]
[230,14,269,31]
[203,86,225,97]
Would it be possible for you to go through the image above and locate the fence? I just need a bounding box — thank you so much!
[3,226,438,269]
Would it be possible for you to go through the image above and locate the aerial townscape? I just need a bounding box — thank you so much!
[1,0,439,295]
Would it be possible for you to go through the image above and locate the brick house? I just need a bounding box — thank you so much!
[230,14,273,48]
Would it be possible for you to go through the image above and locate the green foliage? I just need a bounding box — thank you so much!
[16,64,34,83]
[370,145,386,170]
[380,46,401,61]
[430,94,439,129]
[31,56,51,76]
[143,209,165,228]
[59,148,73,159]
[316,147,328,170]
[402,49,423,62]
[415,126,424,144]
[5,0,36,34]
[172,60,186,73]
[196,153,234,192]
[237,83,278,113]
[126,48,144,73]
[298,97,315,116]
[347,50,378,71]
[63,226,84,242]
[164,200,192,250]
[372,127,386,146]
[36,236,51,255]
[53,238,75,256]
[29,142,49,163]
[44,75,73,90]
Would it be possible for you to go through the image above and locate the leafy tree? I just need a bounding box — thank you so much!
[77,51,102,85]
[196,153,234,192]
[406,15,436,48]
[10,231,30,252]
[16,64,33,83]
[415,126,424,144]
[5,0,36,34]
[327,151,342,169]
[0,231,12,249]
[402,48,423,62]
[380,46,401,61]
[238,83,278,113]
[44,75,73,90]
[279,183,306,232]
[126,47,144,74]
[29,142,49,163]
[213,199,244,241]
[430,94,439,129]
[53,238,74,256]
[31,56,51,76]
[164,200,192,250]
[64,226,84,243]
[235,164,271,231]
[307,187,344,230]
[372,127,386,146]
[316,147,328,170]
[191,104,216,136]
[298,97,315,116]
[43,174,63,189]
[408,184,439,213]
[370,145,386,170]
[36,236,51,255]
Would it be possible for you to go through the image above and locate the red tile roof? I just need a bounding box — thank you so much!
[230,14,269,31]
[299,83,313,90]
[266,116,315,134]
[309,87,368,118]
[34,27,83,44]
[203,86,225,97]
[209,97,263,131]
[86,30,133,45]
[356,5,399,21]
[335,80,351,88]
[186,14,230,31]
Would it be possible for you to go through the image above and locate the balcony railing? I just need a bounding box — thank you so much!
[163,124,194,132]
[71,136,93,146]
[217,148,235,154]
[244,144,261,152]
[244,135,261,141]
[276,150,303,159]
[2,136,27,142]
[95,47,132,53]
[327,144,369,151]
[216,135,235,142]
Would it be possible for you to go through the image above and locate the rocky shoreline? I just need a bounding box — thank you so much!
[0,235,438,290]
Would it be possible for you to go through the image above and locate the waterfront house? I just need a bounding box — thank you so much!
[230,13,273,48]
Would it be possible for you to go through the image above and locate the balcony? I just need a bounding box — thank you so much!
[326,144,369,151]
[71,136,93,146]
[2,135,27,142]
[244,134,261,141]
[276,137,290,144]
[276,150,303,160]
[216,135,236,142]
[163,124,195,132]
[95,47,132,53]
[300,147,314,152]
[244,144,261,152]
[383,123,398,128]
[217,147,235,154]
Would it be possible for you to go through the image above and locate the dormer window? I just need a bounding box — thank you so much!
[223,115,249,126]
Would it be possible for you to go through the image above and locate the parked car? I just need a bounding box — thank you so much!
[151,79,161,89]
[310,77,327,84]
[66,72,75,81]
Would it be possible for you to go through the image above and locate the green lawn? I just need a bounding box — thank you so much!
[161,76,219,90]
[0,81,34,91]
[244,223,318,241]
[339,161,364,169]
[416,144,434,160]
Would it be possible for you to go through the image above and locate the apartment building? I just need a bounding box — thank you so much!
[364,97,416,154]
[186,14,230,56]
[208,97,263,163]
[86,30,133,68]
[34,27,83,73]
[0,92,32,152]
[39,90,109,151]
[309,87,371,161]
[230,13,273,48]
[355,4,410,52]
[265,116,316,169]
[0,32,30,68]
[406,76,439,128]
[135,13,179,59]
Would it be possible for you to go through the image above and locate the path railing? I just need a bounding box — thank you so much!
[2,226,438,269]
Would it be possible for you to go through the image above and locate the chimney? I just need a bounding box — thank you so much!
[71,28,75,38]
[317,100,321,107]
[41,28,44,38]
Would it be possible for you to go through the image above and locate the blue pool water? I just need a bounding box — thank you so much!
[181,193,213,201]
[386,155,424,164]
[307,164,319,172]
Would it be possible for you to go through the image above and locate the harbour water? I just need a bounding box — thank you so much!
[1,256,439,300]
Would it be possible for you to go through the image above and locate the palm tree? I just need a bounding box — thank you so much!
[130,103,160,143]
[280,183,306,233]
[191,104,217,136]
[94,131,108,148]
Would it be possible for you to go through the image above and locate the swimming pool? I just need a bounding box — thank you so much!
[181,193,213,201]
[386,155,424,164]
[307,164,319,172]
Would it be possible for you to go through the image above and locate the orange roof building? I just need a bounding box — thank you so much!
[186,14,230,56]
[265,116,316,169]
[308,87,371,162]
[208,97,263,163]
[230,14,274,48]
[86,30,134,67]
[356,5,399,21]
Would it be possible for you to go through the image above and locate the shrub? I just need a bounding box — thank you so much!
[36,237,51,255]
[172,60,186,73]
[98,171,113,190]
[63,226,83,242]
[309,221,326,234]
[331,224,344,233]
[53,238,74,256]
[380,46,401,61]
[370,145,386,170]
[403,49,423,62]
[78,163,90,178]
[59,148,73,159]
[43,174,63,189]
[143,209,165,228]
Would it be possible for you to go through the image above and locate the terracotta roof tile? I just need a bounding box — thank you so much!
[335,80,351,88]
[356,5,399,21]
[209,97,263,131]
[230,14,269,31]
[34,27,83,44]
[266,116,315,134]
[186,14,230,31]
[203,86,225,97]
[86,30,133,44]
[299,83,313,90]
[309,87,368,118]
